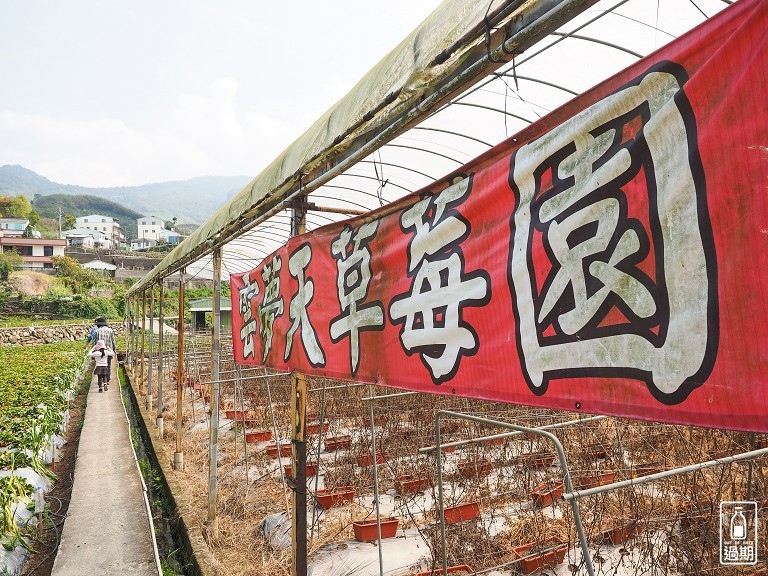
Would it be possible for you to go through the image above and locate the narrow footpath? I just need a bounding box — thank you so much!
[51,362,159,576]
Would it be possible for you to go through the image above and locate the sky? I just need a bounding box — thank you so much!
[0,1,443,187]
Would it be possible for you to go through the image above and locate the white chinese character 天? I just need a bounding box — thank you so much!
[389,177,491,383]
[329,221,384,375]
[258,255,284,362]
[509,64,717,405]
[285,243,325,366]
[238,271,260,359]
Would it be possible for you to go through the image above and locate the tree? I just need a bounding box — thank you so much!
[5,195,33,218]
[63,214,77,230]
[164,216,178,231]
[51,255,101,294]
[0,251,23,281]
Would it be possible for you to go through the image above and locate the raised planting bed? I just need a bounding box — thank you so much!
[316,486,356,509]
[519,451,556,469]
[513,538,568,574]
[225,409,245,421]
[245,429,272,443]
[633,461,666,477]
[352,516,400,542]
[586,443,610,459]
[395,474,431,494]
[443,501,480,525]
[284,463,317,477]
[306,421,329,435]
[600,518,645,544]
[531,482,563,508]
[575,470,616,490]
[482,436,505,446]
[266,442,293,458]
[415,564,474,576]
[457,458,492,479]
[357,450,388,467]
[324,435,352,451]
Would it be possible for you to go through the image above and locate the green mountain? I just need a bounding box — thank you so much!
[32,194,144,240]
[0,165,251,229]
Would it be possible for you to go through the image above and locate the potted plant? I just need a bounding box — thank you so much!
[315,485,355,508]
[284,463,317,477]
[576,470,615,490]
[513,537,568,574]
[395,474,431,494]
[457,458,492,479]
[519,450,556,469]
[633,461,665,477]
[442,500,480,525]
[245,429,272,443]
[600,517,644,544]
[306,421,329,435]
[266,442,292,458]
[357,450,388,467]
[352,516,400,542]
[530,482,563,508]
[324,435,352,451]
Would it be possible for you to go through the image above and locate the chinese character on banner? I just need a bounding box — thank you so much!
[509,65,717,404]
[258,255,284,362]
[389,176,491,384]
[285,243,325,366]
[330,221,384,374]
[237,271,260,360]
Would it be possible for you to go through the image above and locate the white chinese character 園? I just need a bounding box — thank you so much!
[389,177,490,384]
[238,271,260,360]
[509,65,717,404]
[285,243,325,366]
[329,221,384,375]
[257,255,284,362]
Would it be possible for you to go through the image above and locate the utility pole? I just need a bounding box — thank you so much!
[57,207,62,239]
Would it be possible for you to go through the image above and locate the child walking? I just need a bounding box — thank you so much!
[89,340,115,392]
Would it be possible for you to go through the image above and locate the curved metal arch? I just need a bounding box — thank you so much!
[320,184,388,204]
[331,173,413,195]
[550,31,643,59]
[382,144,465,166]
[409,126,494,149]
[495,73,579,96]
[448,101,533,125]
[310,194,373,213]
[358,159,436,181]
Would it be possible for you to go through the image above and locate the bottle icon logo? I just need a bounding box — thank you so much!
[720,501,758,565]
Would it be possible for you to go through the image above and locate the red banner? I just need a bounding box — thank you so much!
[232,0,768,432]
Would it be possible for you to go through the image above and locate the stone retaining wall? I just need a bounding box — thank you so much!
[0,323,126,346]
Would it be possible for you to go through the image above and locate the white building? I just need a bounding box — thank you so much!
[61,227,108,248]
[0,218,30,237]
[131,237,158,251]
[137,216,165,242]
[75,215,124,249]
[82,259,118,275]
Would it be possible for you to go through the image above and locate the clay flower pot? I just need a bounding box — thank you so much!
[266,442,292,458]
[443,501,480,525]
[245,429,272,443]
[284,463,316,477]
[531,482,563,508]
[395,474,431,494]
[305,421,329,435]
[315,486,355,509]
[225,409,245,421]
[576,470,616,490]
[633,461,665,477]
[586,443,610,459]
[352,516,399,542]
[513,538,568,574]
[323,435,352,451]
[601,518,645,544]
[677,501,715,531]
[357,450,388,467]
[457,458,492,479]
[520,451,556,469]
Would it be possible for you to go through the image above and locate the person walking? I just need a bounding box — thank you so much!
[92,317,117,386]
[89,340,114,392]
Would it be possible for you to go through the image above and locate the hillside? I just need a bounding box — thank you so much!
[0,165,251,226]
[32,194,143,240]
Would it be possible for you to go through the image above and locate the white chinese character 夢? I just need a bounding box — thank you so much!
[258,255,284,362]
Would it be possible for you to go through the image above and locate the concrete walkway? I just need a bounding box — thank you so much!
[51,363,159,576]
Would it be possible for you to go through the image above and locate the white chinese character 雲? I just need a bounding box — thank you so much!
[238,271,260,359]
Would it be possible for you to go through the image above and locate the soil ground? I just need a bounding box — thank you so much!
[21,374,88,576]
[9,272,57,297]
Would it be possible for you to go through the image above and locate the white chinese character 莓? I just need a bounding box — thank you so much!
[389,177,490,383]
[509,65,717,404]
[285,243,325,366]
[330,221,384,374]
[238,271,260,359]
[258,255,284,362]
